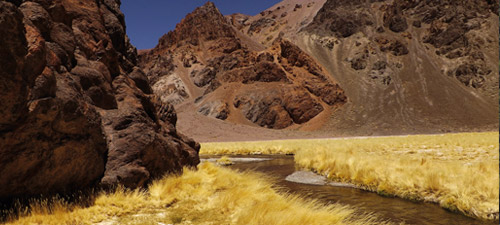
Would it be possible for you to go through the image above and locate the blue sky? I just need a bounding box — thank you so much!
[121,1,281,50]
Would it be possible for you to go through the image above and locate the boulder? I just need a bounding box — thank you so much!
[234,87,324,129]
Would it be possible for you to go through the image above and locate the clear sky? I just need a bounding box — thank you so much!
[121,1,281,50]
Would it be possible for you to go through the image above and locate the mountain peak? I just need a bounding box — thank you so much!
[201,1,216,10]
[156,1,235,49]
[191,1,219,17]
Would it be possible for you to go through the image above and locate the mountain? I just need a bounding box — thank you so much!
[0,0,199,199]
[294,0,499,135]
[139,2,346,130]
[139,0,498,141]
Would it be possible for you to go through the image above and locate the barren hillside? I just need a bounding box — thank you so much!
[294,0,499,135]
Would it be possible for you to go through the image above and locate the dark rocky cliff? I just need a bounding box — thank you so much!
[0,0,199,199]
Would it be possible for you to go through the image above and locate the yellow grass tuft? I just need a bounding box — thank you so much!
[7,163,385,225]
[200,132,500,220]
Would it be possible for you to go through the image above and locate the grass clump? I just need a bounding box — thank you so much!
[6,163,386,225]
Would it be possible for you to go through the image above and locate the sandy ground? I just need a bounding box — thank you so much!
[176,107,326,142]
[176,105,491,143]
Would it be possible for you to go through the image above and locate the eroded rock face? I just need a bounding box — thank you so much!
[248,18,276,35]
[375,37,409,56]
[234,89,294,129]
[139,2,346,129]
[0,0,199,199]
[383,4,408,33]
[305,0,376,38]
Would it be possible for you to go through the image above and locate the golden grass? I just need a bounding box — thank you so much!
[201,140,298,155]
[7,163,386,225]
[200,132,500,220]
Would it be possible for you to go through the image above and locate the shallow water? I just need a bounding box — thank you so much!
[201,155,495,225]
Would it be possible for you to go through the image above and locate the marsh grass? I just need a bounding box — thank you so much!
[6,163,386,225]
[200,132,499,220]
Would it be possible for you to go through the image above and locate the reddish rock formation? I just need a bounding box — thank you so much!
[233,87,323,129]
[157,2,235,48]
[0,0,199,199]
[139,2,346,129]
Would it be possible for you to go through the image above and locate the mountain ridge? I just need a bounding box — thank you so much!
[139,1,347,130]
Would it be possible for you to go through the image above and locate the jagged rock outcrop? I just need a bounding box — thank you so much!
[307,0,375,38]
[139,2,346,129]
[0,0,199,199]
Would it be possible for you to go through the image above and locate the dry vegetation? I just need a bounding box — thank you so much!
[201,140,298,155]
[200,132,500,220]
[6,163,385,225]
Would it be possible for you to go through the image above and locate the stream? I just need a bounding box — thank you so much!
[201,155,494,225]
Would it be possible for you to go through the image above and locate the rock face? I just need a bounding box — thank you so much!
[307,0,375,38]
[0,0,199,199]
[139,2,346,129]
